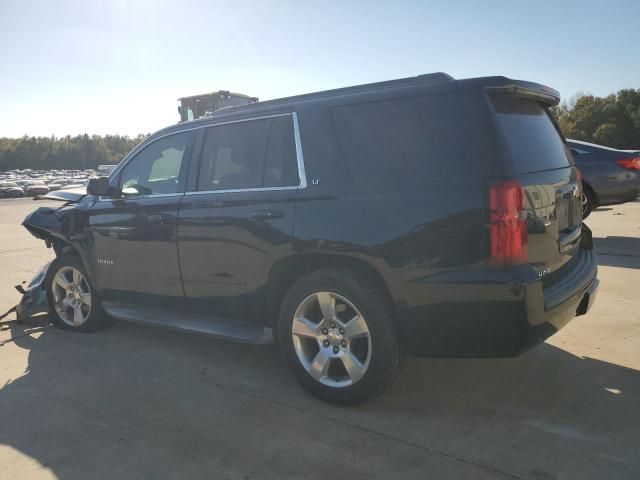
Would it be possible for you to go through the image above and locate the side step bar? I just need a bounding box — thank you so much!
[102,302,273,345]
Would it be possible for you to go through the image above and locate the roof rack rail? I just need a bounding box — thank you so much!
[210,72,455,116]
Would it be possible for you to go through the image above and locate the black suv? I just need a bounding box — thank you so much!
[23,73,599,404]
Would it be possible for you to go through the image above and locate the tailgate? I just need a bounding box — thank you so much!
[490,92,583,274]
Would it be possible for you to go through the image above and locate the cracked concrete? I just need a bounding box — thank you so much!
[1,197,639,479]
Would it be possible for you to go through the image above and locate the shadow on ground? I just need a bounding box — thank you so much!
[594,236,640,269]
[0,314,639,479]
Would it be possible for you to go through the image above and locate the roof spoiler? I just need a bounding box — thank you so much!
[485,82,560,106]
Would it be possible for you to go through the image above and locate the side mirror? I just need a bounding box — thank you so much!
[87,176,113,196]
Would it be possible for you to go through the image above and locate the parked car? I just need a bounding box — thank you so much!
[46,179,74,191]
[0,182,20,197]
[26,183,50,196]
[567,139,640,218]
[2,186,26,198]
[22,73,599,404]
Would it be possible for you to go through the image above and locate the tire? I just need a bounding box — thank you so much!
[278,268,402,405]
[582,184,595,219]
[45,254,109,332]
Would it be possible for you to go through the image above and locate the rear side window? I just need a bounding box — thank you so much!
[197,115,299,191]
[491,95,571,174]
[331,95,485,183]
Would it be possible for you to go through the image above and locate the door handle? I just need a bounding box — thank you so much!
[250,210,284,220]
[147,214,171,224]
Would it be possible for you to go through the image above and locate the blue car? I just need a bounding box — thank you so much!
[567,139,640,218]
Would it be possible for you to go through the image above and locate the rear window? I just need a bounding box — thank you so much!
[331,95,487,184]
[491,95,571,174]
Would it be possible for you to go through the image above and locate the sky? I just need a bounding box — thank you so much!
[1,0,639,138]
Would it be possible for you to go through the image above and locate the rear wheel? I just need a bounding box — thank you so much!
[45,254,109,332]
[278,269,402,405]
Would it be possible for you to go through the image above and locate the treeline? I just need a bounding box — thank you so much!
[0,134,147,171]
[552,88,640,149]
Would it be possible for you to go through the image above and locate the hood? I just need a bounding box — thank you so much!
[35,187,87,203]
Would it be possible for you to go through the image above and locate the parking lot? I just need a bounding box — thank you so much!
[0,197,638,479]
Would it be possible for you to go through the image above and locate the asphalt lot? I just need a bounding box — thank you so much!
[0,197,639,480]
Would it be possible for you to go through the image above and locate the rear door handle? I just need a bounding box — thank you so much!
[250,210,284,220]
[147,214,171,224]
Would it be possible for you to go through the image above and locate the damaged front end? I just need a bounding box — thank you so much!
[15,189,92,322]
[15,261,52,322]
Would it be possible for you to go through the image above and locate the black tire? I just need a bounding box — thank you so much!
[278,268,402,405]
[45,254,109,332]
[582,184,595,219]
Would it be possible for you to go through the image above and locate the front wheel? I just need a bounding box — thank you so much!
[278,269,402,405]
[45,254,109,332]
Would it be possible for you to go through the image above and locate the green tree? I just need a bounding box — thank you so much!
[0,134,147,171]
[554,88,640,149]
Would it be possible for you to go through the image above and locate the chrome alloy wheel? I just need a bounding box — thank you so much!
[291,291,372,388]
[582,192,588,216]
[51,266,92,327]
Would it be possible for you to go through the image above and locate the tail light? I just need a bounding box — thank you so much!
[616,157,640,170]
[489,181,528,265]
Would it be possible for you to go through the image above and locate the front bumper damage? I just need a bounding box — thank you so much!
[14,261,52,322]
[11,191,92,323]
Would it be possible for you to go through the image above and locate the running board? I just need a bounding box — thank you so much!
[102,302,273,345]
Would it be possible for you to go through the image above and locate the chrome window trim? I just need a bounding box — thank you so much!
[292,111,307,189]
[100,192,185,201]
[103,112,307,200]
[185,186,297,196]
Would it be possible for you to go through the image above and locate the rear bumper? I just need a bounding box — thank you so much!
[397,246,598,358]
[521,247,598,349]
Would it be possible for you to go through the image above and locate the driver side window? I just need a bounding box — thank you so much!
[119,131,194,196]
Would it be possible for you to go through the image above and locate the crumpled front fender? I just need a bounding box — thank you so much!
[23,207,67,243]
[22,201,92,263]
[15,261,52,322]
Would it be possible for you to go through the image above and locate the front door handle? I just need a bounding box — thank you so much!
[147,214,171,224]
[250,210,284,220]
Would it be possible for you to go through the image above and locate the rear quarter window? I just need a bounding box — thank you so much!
[491,95,572,174]
[330,94,488,184]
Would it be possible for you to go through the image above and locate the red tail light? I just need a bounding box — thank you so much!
[489,181,527,265]
[616,157,640,170]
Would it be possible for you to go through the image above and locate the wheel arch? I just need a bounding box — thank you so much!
[265,253,397,333]
[46,239,96,289]
[582,180,598,205]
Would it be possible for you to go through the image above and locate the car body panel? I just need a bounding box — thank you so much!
[34,187,87,202]
[15,261,51,322]
[86,195,185,300]
[177,189,297,321]
[568,139,640,205]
